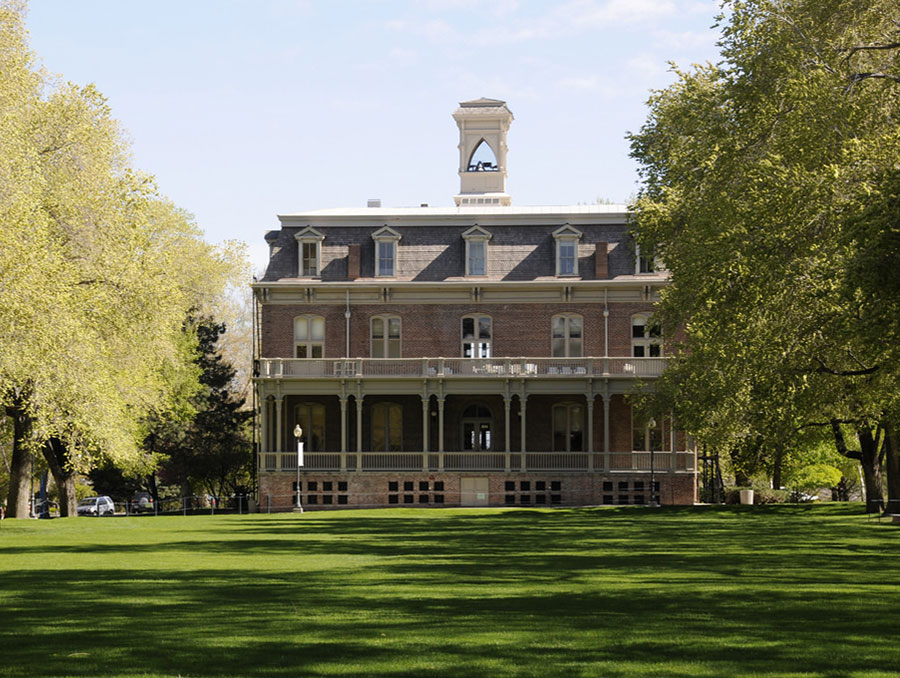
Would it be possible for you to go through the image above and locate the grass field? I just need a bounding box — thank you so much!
[1,504,898,678]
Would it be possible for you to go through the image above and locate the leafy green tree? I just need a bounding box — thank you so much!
[153,318,253,508]
[0,2,246,517]
[629,0,900,511]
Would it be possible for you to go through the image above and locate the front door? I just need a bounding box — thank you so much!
[460,477,489,506]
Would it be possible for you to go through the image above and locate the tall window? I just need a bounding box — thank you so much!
[553,225,582,277]
[295,227,324,277]
[301,242,318,276]
[551,314,583,357]
[371,316,401,358]
[553,403,583,452]
[462,404,492,451]
[295,402,325,451]
[372,226,401,277]
[294,315,325,358]
[463,225,491,276]
[462,316,492,358]
[632,409,663,451]
[631,314,662,357]
[372,402,402,451]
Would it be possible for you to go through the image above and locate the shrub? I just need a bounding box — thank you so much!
[724,487,790,505]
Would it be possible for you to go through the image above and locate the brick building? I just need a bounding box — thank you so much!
[252,98,696,510]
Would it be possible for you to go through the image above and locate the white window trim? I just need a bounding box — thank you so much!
[462,225,492,277]
[552,224,582,277]
[372,226,401,278]
[294,314,325,358]
[631,313,663,357]
[370,314,402,358]
[634,242,664,275]
[295,227,325,277]
[551,313,583,358]
[461,314,492,358]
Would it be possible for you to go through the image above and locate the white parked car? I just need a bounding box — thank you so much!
[77,496,115,516]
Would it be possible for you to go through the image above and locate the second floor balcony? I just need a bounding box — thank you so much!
[257,357,667,380]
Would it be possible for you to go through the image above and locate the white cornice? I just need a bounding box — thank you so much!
[276,204,630,229]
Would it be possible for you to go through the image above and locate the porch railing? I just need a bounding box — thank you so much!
[257,357,667,380]
[260,450,695,473]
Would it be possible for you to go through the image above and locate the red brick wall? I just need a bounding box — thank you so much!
[261,302,657,359]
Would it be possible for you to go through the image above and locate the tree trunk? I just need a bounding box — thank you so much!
[883,425,900,514]
[5,401,33,519]
[772,441,784,489]
[42,437,77,517]
[731,447,751,486]
[857,427,884,513]
[831,420,884,513]
[147,473,160,509]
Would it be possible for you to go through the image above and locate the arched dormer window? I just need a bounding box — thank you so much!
[553,224,582,277]
[462,225,491,276]
[631,314,662,357]
[551,314,583,357]
[294,315,325,358]
[467,139,498,171]
[372,226,401,277]
[295,226,325,277]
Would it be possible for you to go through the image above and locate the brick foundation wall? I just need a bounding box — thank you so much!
[258,471,697,511]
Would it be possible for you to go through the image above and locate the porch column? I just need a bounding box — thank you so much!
[422,395,430,472]
[339,396,348,471]
[437,398,445,454]
[586,395,595,472]
[504,395,512,454]
[339,396,348,453]
[259,396,269,454]
[421,394,430,454]
[519,394,528,453]
[602,394,610,472]
[275,397,284,453]
[504,395,512,472]
[355,394,363,454]
[670,409,676,473]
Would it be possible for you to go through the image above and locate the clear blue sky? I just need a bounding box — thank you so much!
[25,0,724,273]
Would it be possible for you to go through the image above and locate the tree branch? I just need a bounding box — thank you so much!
[848,72,900,85]
[842,41,900,63]
[831,419,863,461]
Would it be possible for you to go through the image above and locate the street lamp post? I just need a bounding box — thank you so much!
[294,425,304,513]
[648,417,658,507]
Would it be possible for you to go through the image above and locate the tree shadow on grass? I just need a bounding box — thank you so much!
[1,505,897,677]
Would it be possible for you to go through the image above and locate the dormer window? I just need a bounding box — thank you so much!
[635,242,663,274]
[553,225,582,277]
[462,225,491,276]
[295,227,324,277]
[372,226,401,277]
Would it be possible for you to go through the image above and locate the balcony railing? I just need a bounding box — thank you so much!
[260,450,694,473]
[257,357,666,379]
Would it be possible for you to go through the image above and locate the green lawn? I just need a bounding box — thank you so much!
[0,504,897,678]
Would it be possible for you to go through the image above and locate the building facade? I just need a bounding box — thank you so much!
[253,99,696,510]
